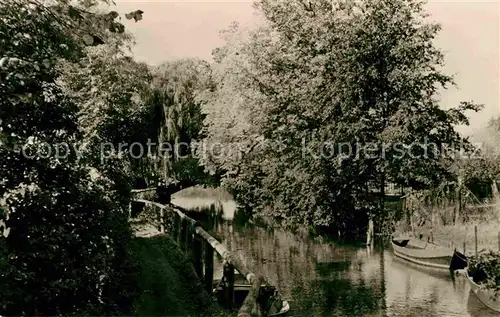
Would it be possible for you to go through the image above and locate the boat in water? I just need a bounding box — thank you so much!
[463,267,500,313]
[391,236,467,272]
[213,271,290,316]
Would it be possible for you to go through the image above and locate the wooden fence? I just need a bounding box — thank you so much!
[132,198,265,317]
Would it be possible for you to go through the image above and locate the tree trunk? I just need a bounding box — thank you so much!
[491,179,500,221]
[380,171,385,213]
[379,170,385,235]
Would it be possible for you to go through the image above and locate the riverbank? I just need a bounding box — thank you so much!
[404,221,500,255]
[173,186,237,220]
[130,235,226,317]
[173,186,233,201]
[433,222,499,254]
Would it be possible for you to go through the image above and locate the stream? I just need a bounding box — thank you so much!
[172,196,498,317]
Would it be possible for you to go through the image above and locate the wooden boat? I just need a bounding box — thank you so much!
[391,237,467,271]
[464,269,500,313]
[213,272,290,316]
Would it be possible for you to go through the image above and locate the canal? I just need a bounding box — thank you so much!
[172,196,497,317]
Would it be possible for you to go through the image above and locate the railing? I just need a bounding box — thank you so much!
[131,188,156,194]
[132,198,265,317]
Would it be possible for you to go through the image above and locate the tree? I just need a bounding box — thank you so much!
[456,116,500,222]
[151,58,214,185]
[0,0,142,314]
[59,41,158,192]
[201,0,481,236]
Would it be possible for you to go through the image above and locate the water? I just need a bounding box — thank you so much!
[177,199,499,317]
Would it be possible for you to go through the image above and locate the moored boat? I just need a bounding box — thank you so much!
[464,269,500,313]
[391,236,467,272]
[213,271,290,316]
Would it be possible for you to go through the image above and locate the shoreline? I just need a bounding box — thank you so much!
[399,221,500,256]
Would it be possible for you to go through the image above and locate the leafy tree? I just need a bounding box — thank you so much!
[0,0,142,314]
[59,41,158,192]
[201,0,481,236]
[455,116,500,221]
[151,59,215,186]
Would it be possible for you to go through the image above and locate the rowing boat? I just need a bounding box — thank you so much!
[391,237,467,272]
[464,269,500,313]
[213,271,290,316]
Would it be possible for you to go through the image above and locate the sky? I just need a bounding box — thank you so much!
[113,0,499,136]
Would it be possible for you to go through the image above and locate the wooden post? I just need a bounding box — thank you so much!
[497,231,500,252]
[185,222,192,253]
[193,234,203,279]
[238,275,263,317]
[173,213,180,242]
[455,177,462,224]
[366,218,374,246]
[430,230,433,244]
[180,219,187,250]
[474,225,478,257]
[159,207,165,233]
[204,242,214,294]
[463,241,466,254]
[223,262,235,309]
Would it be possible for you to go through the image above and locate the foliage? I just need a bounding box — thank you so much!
[200,0,481,236]
[151,58,214,185]
[59,42,158,190]
[171,157,219,187]
[0,0,142,315]
[469,250,500,295]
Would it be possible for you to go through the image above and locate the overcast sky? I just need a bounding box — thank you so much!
[113,0,499,136]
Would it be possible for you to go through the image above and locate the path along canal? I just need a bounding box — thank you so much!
[172,196,497,317]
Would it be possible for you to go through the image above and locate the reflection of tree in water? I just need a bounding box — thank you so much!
[176,203,487,316]
[181,205,385,315]
[292,278,384,316]
[216,224,385,316]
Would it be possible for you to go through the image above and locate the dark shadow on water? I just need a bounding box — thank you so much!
[290,278,385,317]
[233,208,253,227]
[181,204,222,231]
[174,200,485,317]
[315,261,352,277]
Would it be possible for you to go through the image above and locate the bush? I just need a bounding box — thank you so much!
[0,173,139,316]
[469,250,500,294]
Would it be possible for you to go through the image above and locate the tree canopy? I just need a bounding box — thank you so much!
[0,0,144,314]
[200,0,482,235]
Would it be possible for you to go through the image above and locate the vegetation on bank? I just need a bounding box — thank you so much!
[130,236,223,317]
[431,222,500,254]
[0,0,212,314]
[0,0,499,314]
[198,0,487,237]
[468,250,500,295]
[174,186,234,201]
[0,1,142,315]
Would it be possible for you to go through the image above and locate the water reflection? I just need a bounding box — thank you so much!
[175,199,496,317]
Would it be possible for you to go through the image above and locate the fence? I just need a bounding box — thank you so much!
[132,198,266,317]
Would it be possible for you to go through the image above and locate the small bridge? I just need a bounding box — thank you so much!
[130,189,287,317]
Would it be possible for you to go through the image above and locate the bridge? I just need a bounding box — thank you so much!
[130,189,288,317]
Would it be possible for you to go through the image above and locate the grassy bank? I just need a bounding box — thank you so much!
[130,235,226,317]
[431,221,500,254]
[173,186,233,201]
[399,221,500,255]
